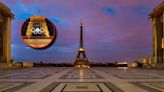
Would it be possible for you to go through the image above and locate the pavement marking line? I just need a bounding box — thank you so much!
[98,83,112,92]
[15,68,72,92]
[93,69,149,92]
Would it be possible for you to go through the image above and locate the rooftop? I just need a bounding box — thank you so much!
[149,1,164,18]
[0,2,14,18]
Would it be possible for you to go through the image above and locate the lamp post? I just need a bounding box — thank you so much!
[163,12,164,63]
[162,38,164,63]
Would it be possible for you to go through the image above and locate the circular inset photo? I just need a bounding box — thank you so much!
[21,16,57,49]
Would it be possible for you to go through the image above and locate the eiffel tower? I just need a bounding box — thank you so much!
[74,21,90,68]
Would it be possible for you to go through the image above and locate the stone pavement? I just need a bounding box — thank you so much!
[0,67,164,92]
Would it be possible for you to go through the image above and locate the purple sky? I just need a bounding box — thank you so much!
[1,0,163,63]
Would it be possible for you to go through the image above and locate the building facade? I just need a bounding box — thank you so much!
[149,2,164,64]
[0,2,14,64]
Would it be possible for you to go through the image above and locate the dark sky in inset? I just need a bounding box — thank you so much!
[1,0,163,63]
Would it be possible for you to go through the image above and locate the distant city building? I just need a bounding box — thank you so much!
[117,61,138,68]
[149,2,164,65]
[139,56,152,65]
[116,61,128,67]
[139,57,147,64]
[21,62,33,67]
[139,56,152,68]
[116,61,128,65]
[0,2,14,66]
[128,62,138,68]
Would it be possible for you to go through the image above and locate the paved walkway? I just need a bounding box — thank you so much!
[0,67,164,92]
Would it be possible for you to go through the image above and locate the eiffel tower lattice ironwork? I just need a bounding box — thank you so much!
[74,21,90,68]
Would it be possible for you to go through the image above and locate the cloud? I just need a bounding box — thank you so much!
[103,7,116,16]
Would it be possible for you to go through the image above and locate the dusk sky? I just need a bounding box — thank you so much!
[1,0,163,63]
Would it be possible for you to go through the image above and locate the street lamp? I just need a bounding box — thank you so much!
[162,38,164,49]
[162,37,164,62]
